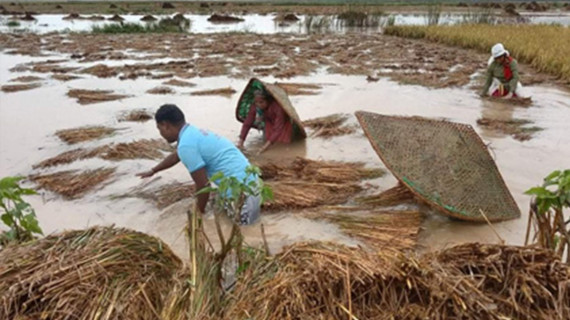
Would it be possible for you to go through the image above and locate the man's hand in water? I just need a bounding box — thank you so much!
[136,169,155,178]
[237,139,245,149]
[503,92,513,100]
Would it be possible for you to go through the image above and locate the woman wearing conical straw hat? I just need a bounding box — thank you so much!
[237,89,294,155]
[480,43,529,99]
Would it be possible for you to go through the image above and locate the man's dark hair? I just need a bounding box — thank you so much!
[155,104,185,124]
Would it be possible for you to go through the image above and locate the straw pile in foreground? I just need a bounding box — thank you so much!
[0,227,182,320]
[55,126,116,144]
[226,242,570,319]
[258,158,384,211]
[29,167,115,199]
[303,113,357,138]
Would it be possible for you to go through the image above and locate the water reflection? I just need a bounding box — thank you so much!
[1,12,568,34]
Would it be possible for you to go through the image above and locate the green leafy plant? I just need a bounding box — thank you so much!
[0,176,43,245]
[525,170,570,261]
[200,165,273,221]
[186,165,272,316]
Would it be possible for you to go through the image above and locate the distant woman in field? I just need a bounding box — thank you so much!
[238,89,294,154]
[480,43,528,99]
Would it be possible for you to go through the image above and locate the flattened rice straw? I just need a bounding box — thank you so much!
[264,181,363,211]
[1,83,41,93]
[99,139,173,160]
[259,157,385,183]
[29,167,116,199]
[191,87,236,97]
[303,113,358,138]
[128,181,196,209]
[67,89,129,104]
[147,86,175,95]
[307,209,422,252]
[477,117,542,141]
[55,125,116,144]
[225,241,570,320]
[119,109,153,122]
[33,147,102,169]
[163,79,196,87]
[275,82,322,95]
[355,183,415,207]
[33,139,173,168]
[0,226,182,320]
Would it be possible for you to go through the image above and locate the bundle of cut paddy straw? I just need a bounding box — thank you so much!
[0,227,182,320]
[264,181,363,211]
[259,158,384,211]
[225,242,570,319]
[29,167,115,199]
[129,181,196,209]
[33,147,103,169]
[259,157,384,183]
[307,209,422,252]
[33,139,173,168]
[355,183,416,207]
[55,126,116,144]
[99,139,173,160]
[119,109,153,122]
[303,113,357,138]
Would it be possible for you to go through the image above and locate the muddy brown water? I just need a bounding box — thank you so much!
[1,44,569,260]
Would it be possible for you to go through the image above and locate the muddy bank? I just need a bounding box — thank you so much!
[0,32,561,90]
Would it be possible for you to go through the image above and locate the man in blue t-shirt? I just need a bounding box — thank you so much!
[137,104,261,225]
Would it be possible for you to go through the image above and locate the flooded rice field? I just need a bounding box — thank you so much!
[1,25,569,259]
[1,12,569,34]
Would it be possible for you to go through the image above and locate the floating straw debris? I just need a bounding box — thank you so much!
[477,117,542,141]
[191,87,236,97]
[259,157,384,183]
[33,139,173,168]
[55,125,116,144]
[99,139,173,161]
[128,181,196,209]
[33,147,103,169]
[355,183,415,207]
[307,209,422,252]
[67,89,129,104]
[29,167,115,199]
[119,109,153,122]
[275,82,322,95]
[303,113,358,138]
[264,181,363,211]
[0,226,182,320]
